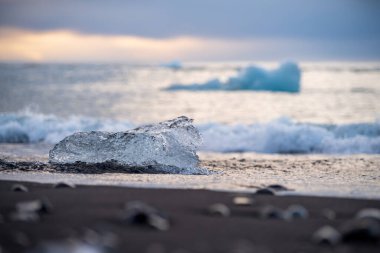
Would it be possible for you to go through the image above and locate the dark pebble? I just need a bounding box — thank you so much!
[284,205,309,220]
[11,184,29,192]
[259,205,284,219]
[341,218,380,242]
[255,188,275,195]
[123,201,170,231]
[16,199,53,214]
[207,203,231,217]
[82,228,118,248]
[29,240,106,253]
[356,208,380,222]
[267,184,288,191]
[10,210,40,222]
[233,196,253,206]
[53,182,76,189]
[312,225,341,245]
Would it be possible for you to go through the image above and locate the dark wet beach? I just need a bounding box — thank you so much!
[0,180,379,253]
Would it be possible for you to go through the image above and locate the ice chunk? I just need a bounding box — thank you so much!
[166,62,301,93]
[49,116,207,174]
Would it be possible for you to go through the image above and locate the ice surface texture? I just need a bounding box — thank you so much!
[166,62,301,92]
[49,116,207,174]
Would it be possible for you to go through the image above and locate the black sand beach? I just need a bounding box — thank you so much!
[0,180,379,253]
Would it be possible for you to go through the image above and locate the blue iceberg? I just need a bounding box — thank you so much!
[161,60,182,69]
[166,62,301,93]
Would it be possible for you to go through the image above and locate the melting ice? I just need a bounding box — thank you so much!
[49,116,208,174]
[166,62,301,92]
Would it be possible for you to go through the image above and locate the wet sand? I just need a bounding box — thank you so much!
[1,146,379,198]
[0,180,380,253]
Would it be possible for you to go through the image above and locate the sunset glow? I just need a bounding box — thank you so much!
[0,27,261,63]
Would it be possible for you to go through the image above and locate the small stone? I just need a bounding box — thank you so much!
[53,182,76,189]
[322,209,336,220]
[10,210,40,222]
[207,203,231,217]
[267,184,288,191]
[123,201,170,231]
[11,184,29,192]
[233,196,253,206]
[16,199,53,214]
[11,199,52,222]
[284,205,309,220]
[312,226,341,245]
[259,205,284,219]
[148,214,171,231]
[82,229,118,248]
[341,218,380,242]
[30,240,106,253]
[255,188,275,195]
[356,208,380,222]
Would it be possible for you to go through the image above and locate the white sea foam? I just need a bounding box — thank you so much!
[166,62,301,92]
[0,112,379,154]
[199,118,380,154]
[0,111,133,144]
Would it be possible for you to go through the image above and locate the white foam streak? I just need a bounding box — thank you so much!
[0,111,133,144]
[199,118,380,154]
[0,112,379,154]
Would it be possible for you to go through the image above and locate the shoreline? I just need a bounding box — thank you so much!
[1,180,379,253]
[0,170,380,201]
[1,150,379,199]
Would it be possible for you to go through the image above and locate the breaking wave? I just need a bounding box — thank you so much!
[165,62,301,93]
[0,111,133,144]
[199,118,380,154]
[0,112,379,154]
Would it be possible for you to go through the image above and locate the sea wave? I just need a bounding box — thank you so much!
[165,62,301,93]
[199,118,380,154]
[0,112,379,154]
[0,111,133,144]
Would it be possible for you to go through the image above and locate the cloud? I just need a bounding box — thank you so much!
[0,27,379,63]
[0,0,379,40]
[1,1,379,61]
[0,27,260,63]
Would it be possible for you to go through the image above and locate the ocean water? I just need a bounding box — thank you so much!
[0,61,380,197]
[0,61,379,154]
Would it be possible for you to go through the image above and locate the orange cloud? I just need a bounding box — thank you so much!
[0,27,262,63]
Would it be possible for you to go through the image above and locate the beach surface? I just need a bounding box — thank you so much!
[1,144,379,199]
[1,180,380,253]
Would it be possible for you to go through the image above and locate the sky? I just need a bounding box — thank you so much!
[0,0,379,63]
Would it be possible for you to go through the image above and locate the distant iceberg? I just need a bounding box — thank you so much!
[165,62,301,93]
[161,60,182,69]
